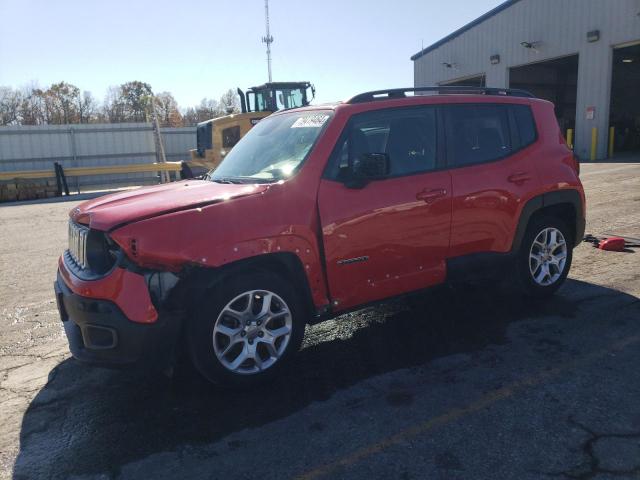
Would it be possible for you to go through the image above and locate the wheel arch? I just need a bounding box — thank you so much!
[175,252,319,323]
[511,189,585,253]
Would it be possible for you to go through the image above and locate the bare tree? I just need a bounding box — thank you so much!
[46,82,81,124]
[154,91,182,127]
[102,81,153,123]
[181,107,199,126]
[0,87,22,125]
[121,81,153,122]
[219,88,240,114]
[35,88,55,124]
[19,86,47,125]
[1,81,240,126]
[182,97,224,126]
[103,86,125,123]
[78,91,98,123]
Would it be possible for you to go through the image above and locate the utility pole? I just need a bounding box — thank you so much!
[262,0,274,82]
[149,95,170,184]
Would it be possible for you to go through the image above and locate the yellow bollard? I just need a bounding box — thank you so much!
[566,129,574,149]
[608,126,615,158]
[590,127,597,161]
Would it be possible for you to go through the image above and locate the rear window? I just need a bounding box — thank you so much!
[511,104,537,148]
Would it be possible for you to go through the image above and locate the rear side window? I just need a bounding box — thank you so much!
[445,104,512,166]
[325,106,438,179]
[511,104,537,148]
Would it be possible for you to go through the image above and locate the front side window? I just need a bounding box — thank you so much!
[326,107,438,179]
[209,110,332,183]
[445,104,512,166]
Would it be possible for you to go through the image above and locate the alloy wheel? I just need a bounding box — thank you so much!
[529,227,568,286]
[212,290,292,375]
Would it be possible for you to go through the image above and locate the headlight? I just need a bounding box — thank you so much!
[85,230,120,274]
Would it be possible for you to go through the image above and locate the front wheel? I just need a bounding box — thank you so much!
[187,272,306,386]
[516,216,573,297]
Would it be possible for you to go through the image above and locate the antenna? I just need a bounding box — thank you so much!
[261,0,274,82]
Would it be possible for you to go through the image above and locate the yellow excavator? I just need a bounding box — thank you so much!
[188,81,315,173]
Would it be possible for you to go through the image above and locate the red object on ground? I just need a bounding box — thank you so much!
[599,237,626,251]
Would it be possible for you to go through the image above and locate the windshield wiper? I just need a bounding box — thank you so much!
[211,176,275,184]
[210,177,244,184]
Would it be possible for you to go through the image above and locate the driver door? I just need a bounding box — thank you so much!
[318,106,452,310]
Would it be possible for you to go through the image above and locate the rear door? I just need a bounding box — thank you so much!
[444,103,541,257]
[318,106,452,310]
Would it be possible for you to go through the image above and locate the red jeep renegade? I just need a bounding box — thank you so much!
[55,87,585,385]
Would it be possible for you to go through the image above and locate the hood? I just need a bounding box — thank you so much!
[72,180,269,231]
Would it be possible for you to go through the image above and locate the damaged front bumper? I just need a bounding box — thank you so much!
[54,256,183,369]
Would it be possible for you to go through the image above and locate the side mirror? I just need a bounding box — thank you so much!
[346,153,390,188]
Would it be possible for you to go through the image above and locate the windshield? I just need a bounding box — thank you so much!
[249,87,308,112]
[277,88,306,109]
[209,110,332,183]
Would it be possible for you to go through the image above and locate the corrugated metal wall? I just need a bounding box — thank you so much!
[160,127,197,162]
[413,0,640,159]
[0,123,196,188]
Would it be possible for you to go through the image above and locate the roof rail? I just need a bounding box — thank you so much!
[347,86,535,104]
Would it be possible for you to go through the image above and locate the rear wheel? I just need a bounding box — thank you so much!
[187,272,305,386]
[516,216,573,297]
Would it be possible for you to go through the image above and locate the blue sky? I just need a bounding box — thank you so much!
[0,0,502,108]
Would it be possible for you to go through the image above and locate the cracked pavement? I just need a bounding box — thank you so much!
[1,161,640,480]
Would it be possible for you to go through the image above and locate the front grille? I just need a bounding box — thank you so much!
[66,223,120,277]
[68,221,89,269]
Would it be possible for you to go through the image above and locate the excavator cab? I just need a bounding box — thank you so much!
[238,81,315,113]
[189,81,315,174]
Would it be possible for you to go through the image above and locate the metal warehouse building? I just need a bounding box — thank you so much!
[412,0,640,160]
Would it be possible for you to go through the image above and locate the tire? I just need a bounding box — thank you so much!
[515,215,573,298]
[187,271,306,387]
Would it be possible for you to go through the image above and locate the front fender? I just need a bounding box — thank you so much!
[209,234,329,308]
[110,211,329,309]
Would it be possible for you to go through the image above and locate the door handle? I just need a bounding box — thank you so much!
[416,188,447,204]
[507,172,532,184]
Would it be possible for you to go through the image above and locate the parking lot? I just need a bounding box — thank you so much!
[0,161,639,480]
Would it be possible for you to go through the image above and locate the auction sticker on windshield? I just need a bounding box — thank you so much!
[291,114,330,128]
